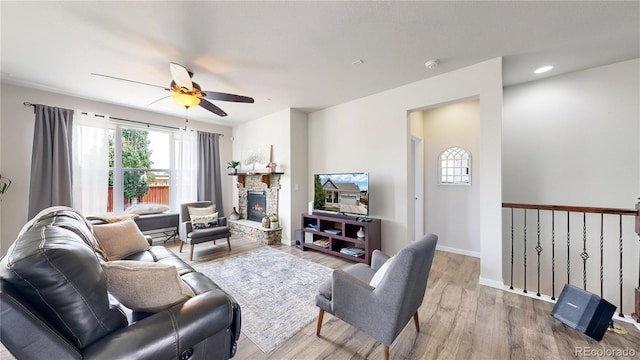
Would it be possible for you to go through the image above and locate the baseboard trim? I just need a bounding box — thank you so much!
[479,277,504,290]
[436,245,480,258]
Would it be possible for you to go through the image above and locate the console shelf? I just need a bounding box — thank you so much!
[301,212,381,264]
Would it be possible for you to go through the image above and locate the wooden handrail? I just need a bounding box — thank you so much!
[502,202,638,216]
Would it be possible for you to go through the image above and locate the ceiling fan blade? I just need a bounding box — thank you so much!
[91,73,169,90]
[199,99,228,117]
[169,62,193,92]
[202,91,255,103]
[147,95,172,107]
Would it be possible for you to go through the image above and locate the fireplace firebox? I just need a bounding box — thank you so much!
[247,191,267,222]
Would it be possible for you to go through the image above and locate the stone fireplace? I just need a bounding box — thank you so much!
[237,173,281,222]
[229,173,282,245]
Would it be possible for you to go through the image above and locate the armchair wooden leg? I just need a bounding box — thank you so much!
[316,309,324,337]
[413,311,420,332]
[190,244,194,261]
[179,241,184,253]
[226,237,231,251]
[382,345,389,360]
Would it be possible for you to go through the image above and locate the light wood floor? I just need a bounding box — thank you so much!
[2,236,639,359]
[167,237,640,360]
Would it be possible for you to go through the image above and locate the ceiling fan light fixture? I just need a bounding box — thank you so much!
[172,93,200,108]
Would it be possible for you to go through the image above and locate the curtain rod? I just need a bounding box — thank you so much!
[23,102,223,136]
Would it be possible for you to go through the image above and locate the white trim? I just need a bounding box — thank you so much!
[437,244,480,258]
[479,277,505,290]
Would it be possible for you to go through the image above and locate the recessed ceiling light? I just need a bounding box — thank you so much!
[534,65,553,74]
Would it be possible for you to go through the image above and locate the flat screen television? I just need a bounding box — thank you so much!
[313,172,369,216]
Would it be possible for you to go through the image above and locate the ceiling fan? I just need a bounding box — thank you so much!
[91,62,254,117]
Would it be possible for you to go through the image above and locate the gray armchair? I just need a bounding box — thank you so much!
[315,233,438,360]
[179,201,232,261]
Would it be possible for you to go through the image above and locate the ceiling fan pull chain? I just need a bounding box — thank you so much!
[184,107,189,131]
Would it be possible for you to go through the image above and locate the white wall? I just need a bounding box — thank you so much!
[423,100,481,256]
[308,58,504,286]
[0,83,232,254]
[502,58,640,313]
[408,111,424,242]
[503,58,639,208]
[289,109,309,244]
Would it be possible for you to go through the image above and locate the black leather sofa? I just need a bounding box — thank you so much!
[0,207,241,360]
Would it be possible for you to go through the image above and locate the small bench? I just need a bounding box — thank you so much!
[88,212,179,244]
[134,212,179,242]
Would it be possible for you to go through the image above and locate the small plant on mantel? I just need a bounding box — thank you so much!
[227,160,240,174]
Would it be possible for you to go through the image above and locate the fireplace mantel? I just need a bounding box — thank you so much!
[231,172,284,188]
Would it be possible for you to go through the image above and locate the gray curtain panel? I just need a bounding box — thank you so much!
[28,105,74,218]
[197,131,224,216]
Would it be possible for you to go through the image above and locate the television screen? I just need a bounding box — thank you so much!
[313,172,369,216]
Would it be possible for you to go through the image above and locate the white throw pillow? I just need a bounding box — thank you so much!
[369,256,394,288]
[92,219,150,261]
[190,212,219,229]
[102,260,195,312]
[188,205,216,217]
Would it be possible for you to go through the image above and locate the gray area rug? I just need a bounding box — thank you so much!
[192,246,332,353]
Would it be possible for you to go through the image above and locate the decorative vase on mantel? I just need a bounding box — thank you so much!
[261,216,270,229]
[229,207,240,220]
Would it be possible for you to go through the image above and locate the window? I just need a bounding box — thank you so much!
[438,146,471,185]
[72,112,196,216]
[109,126,172,212]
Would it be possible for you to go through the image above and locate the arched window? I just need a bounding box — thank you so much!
[439,146,471,185]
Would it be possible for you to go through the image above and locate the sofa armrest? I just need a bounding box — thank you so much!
[1,288,82,359]
[84,289,238,359]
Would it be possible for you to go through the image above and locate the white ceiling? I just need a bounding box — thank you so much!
[1,1,638,125]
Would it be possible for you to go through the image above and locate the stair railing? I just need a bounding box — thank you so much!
[502,200,639,319]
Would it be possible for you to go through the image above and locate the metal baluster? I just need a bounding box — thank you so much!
[581,212,589,290]
[618,215,624,317]
[551,211,556,300]
[567,212,571,285]
[600,214,604,297]
[510,208,514,290]
[523,209,527,294]
[536,209,542,296]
